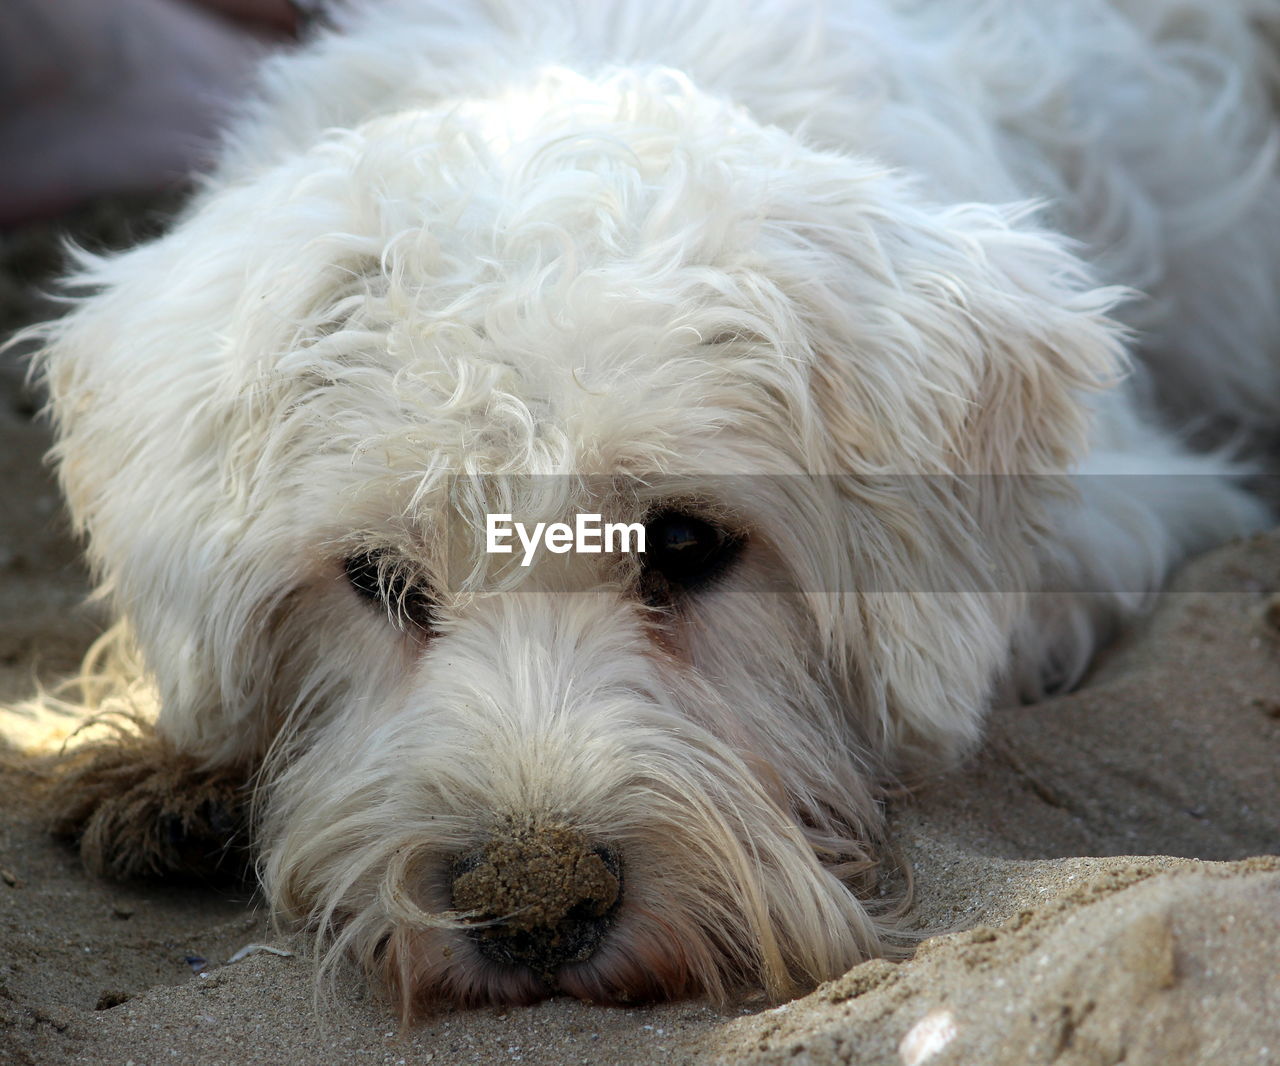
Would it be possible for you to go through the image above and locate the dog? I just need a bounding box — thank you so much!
[29,0,1280,1014]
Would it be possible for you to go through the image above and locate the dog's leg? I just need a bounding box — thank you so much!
[1010,397,1272,698]
[50,718,252,881]
[42,626,254,881]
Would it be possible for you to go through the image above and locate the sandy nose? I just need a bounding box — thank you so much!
[450,822,623,975]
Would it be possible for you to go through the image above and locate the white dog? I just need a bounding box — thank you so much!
[33,0,1279,1013]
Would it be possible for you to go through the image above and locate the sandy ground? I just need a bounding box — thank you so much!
[1,203,1278,1066]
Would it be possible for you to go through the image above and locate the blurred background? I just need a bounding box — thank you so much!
[1,0,307,226]
[0,1,310,730]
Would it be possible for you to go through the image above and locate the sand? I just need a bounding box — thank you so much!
[1,202,1278,1066]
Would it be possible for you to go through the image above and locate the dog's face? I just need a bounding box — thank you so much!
[41,70,1122,1008]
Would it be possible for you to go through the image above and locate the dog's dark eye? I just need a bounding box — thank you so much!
[343,551,436,631]
[641,511,742,590]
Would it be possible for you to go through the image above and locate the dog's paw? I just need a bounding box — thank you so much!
[49,719,251,881]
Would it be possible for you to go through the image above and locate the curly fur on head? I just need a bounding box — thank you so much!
[21,0,1279,1017]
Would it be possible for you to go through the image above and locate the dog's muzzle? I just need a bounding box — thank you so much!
[450,822,623,978]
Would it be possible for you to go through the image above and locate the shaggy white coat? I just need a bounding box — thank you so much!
[32,0,1280,1010]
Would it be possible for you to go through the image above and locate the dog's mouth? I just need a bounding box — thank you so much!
[358,784,888,1013]
[449,823,623,983]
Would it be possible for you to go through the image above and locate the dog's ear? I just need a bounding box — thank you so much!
[757,179,1129,767]
[768,184,1129,476]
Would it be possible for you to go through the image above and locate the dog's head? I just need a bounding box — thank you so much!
[39,69,1124,1009]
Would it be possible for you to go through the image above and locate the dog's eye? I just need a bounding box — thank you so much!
[641,511,742,590]
[343,551,436,631]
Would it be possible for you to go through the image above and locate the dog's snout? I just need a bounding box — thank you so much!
[450,823,622,976]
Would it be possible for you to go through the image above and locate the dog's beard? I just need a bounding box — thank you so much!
[259,590,891,1012]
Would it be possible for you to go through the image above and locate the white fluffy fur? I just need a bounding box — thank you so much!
[30,0,1280,1011]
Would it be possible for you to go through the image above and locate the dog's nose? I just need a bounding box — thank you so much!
[450,823,622,976]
